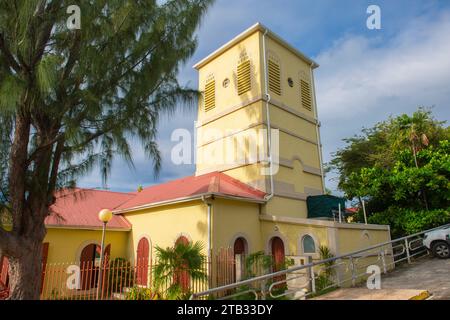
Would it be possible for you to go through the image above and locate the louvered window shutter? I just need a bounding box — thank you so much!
[300,79,312,111]
[237,60,251,95]
[204,79,216,111]
[268,59,281,96]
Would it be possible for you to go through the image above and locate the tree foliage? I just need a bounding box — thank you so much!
[329,108,450,236]
[0,0,214,299]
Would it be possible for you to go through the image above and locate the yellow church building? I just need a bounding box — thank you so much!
[1,23,391,299]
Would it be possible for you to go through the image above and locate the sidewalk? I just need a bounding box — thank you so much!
[313,257,450,300]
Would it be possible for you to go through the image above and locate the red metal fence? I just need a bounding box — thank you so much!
[0,248,272,300]
[40,249,271,300]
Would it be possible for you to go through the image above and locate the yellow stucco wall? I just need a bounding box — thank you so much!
[336,227,392,255]
[262,196,308,219]
[122,200,209,262]
[197,32,263,122]
[264,36,315,116]
[211,198,262,253]
[44,228,129,264]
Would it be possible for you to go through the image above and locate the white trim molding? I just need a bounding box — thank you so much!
[260,214,390,231]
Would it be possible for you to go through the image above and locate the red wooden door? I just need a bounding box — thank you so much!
[271,237,286,288]
[271,237,285,271]
[0,255,9,287]
[233,237,246,255]
[174,236,189,292]
[80,244,98,290]
[233,237,247,282]
[136,238,150,286]
[40,242,49,294]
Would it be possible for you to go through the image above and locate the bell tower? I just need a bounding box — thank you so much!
[194,23,324,218]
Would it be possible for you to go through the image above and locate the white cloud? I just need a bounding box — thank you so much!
[79,3,450,194]
[314,11,450,192]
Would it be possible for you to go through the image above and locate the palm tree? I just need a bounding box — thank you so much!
[153,241,207,300]
[391,109,436,210]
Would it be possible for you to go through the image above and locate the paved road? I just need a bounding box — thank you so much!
[380,256,450,300]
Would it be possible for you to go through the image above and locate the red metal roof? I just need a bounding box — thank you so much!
[115,171,266,212]
[45,188,133,230]
[45,172,266,227]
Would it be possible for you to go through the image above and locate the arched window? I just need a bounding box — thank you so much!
[302,235,316,254]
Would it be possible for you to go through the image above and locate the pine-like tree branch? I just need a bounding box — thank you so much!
[0,33,21,73]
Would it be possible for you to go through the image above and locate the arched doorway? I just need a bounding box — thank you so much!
[79,243,101,290]
[233,237,248,282]
[233,237,248,256]
[270,236,286,288]
[136,238,150,286]
[271,237,285,271]
[174,236,190,292]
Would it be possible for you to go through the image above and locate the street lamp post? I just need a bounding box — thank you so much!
[96,208,112,300]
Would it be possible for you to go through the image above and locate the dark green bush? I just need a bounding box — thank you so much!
[369,207,450,238]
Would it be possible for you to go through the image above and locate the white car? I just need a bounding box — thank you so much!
[423,225,450,259]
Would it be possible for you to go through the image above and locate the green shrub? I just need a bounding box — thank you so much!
[125,286,154,300]
[106,258,135,293]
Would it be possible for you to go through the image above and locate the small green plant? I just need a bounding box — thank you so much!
[314,246,336,293]
[50,288,60,300]
[125,286,153,300]
[244,251,272,278]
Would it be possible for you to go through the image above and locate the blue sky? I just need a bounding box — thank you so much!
[79,0,450,194]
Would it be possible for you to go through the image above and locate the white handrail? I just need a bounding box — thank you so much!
[190,223,450,300]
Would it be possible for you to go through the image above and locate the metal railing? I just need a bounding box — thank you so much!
[190,224,450,300]
[38,248,262,300]
[40,257,211,300]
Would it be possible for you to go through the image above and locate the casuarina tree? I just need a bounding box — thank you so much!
[0,0,214,299]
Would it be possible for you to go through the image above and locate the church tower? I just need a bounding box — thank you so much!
[194,23,324,219]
